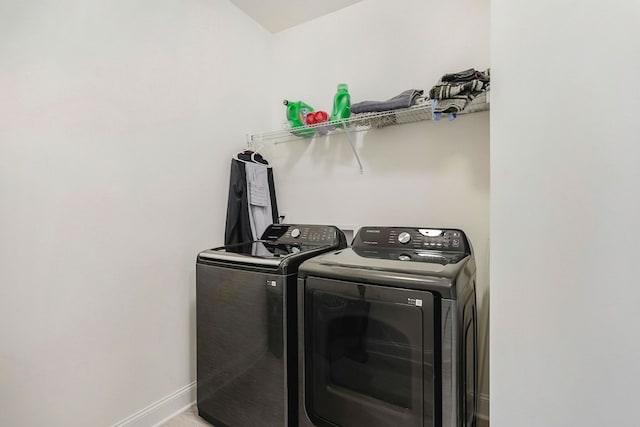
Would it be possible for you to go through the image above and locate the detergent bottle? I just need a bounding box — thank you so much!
[283,99,314,128]
[330,83,351,122]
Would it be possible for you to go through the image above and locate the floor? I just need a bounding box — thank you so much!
[161,405,490,427]
[161,405,212,427]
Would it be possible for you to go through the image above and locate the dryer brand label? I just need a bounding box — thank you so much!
[408,298,423,307]
[266,280,277,287]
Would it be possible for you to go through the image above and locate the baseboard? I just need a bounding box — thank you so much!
[111,381,196,427]
[478,392,490,422]
[112,381,483,426]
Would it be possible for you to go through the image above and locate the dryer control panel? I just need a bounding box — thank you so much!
[353,226,470,254]
[260,224,343,246]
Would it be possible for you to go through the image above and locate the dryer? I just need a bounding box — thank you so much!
[196,224,347,427]
[297,226,478,427]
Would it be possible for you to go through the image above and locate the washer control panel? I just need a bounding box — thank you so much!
[354,226,469,253]
[261,224,341,246]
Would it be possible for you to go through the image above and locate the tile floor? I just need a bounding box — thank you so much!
[161,405,490,427]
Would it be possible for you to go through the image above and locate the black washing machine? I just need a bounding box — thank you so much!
[196,224,347,427]
[297,226,478,427]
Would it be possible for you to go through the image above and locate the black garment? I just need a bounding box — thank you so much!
[237,150,269,165]
[224,157,278,252]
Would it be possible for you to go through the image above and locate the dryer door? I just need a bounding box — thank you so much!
[303,277,437,427]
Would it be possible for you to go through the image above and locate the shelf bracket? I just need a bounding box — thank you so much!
[341,126,364,174]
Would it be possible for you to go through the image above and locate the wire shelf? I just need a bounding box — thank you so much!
[249,93,490,145]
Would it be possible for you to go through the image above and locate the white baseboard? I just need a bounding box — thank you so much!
[478,392,490,422]
[112,381,484,426]
[111,381,196,427]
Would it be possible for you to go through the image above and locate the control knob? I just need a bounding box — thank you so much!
[291,228,301,238]
[398,232,411,244]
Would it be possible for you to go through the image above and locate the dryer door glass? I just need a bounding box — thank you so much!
[304,277,436,427]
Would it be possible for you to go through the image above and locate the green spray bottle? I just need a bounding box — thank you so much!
[330,83,351,122]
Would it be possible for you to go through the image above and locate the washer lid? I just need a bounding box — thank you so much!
[197,224,347,269]
[309,247,469,276]
[198,241,323,267]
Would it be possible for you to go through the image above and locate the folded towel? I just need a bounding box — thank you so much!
[431,90,490,117]
[351,89,424,114]
[441,68,490,84]
[429,68,490,114]
[461,91,489,113]
[431,97,469,114]
[430,68,490,99]
[429,79,488,100]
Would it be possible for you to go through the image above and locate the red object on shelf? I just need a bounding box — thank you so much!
[305,111,329,125]
[314,111,329,123]
[305,113,317,125]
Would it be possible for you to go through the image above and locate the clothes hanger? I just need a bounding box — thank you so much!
[235,139,268,165]
[250,143,265,163]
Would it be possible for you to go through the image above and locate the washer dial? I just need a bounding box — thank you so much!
[398,232,411,244]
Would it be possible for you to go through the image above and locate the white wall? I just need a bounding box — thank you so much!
[266,0,491,414]
[491,1,640,426]
[0,0,271,425]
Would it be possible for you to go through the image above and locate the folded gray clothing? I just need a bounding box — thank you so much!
[429,68,490,103]
[432,97,469,114]
[351,89,424,114]
[462,91,489,113]
[442,68,490,84]
[432,90,490,114]
[429,79,488,100]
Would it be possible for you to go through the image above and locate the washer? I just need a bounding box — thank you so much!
[297,226,478,427]
[196,224,347,427]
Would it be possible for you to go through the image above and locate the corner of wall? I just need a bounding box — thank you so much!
[111,382,196,427]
